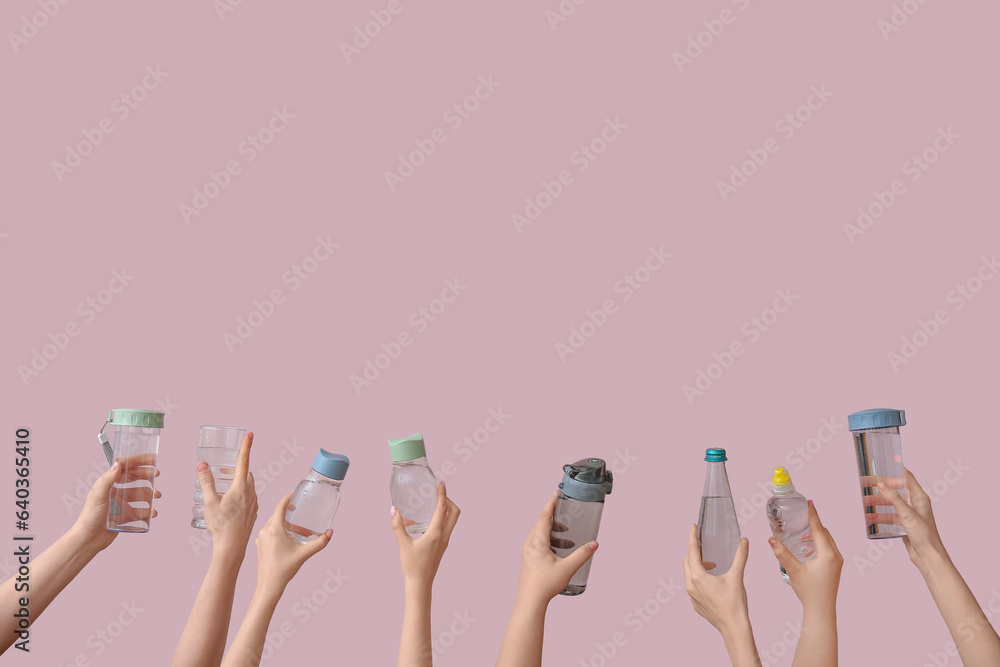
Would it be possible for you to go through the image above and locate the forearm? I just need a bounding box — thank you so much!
[922,553,1000,667]
[792,604,837,667]
[172,550,245,667]
[222,583,283,667]
[496,595,548,667]
[398,580,433,667]
[0,526,101,653]
[721,617,762,667]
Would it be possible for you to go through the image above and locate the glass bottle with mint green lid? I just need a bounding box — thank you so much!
[849,408,908,539]
[551,458,613,596]
[389,433,438,536]
[698,448,741,575]
[284,450,349,544]
[98,408,164,533]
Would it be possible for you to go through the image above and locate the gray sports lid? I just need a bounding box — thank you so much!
[848,408,905,431]
[559,458,613,502]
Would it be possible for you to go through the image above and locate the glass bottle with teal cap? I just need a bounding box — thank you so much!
[389,433,438,536]
[97,408,164,533]
[697,448,741,575]
[284,450,350,544]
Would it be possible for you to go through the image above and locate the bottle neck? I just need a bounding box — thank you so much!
[772,481,795,496]
[703,461,733,497]
[306,469,343,485]
[393,456,429,466]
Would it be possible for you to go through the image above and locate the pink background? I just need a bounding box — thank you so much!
[3,0,999,664]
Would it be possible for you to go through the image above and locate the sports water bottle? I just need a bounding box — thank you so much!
[97,409,164,533]
[284,450,349,544]
[389,433,438,536]
[698,448,740,575]
[849,408,908,539]
[551,458,613,596]
[766,467,815,584]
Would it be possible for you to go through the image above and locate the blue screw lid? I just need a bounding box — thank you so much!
[848,408,906,431]
[705,448,727,462]
[311,449,350,480]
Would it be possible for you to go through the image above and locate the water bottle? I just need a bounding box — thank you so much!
[551,458,613,596]
[766,467,816,584]
[848,408,908,539]
[389,433,438,536]
[698,448,741,576]
[284,450,349,544]
[97,409,164,533]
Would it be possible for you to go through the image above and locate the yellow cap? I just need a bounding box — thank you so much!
[772,467,791,486]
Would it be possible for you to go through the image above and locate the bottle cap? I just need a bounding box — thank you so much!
[388,433,427,462]
[108,409,164,429]
[847,408,905,431]
[705,448,727,462]
[771,467,795,495]
[311,449,350,480]
[559,458,613,502]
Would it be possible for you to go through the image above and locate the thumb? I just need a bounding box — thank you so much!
[196,461,219,508]
[729,537,750,578]
[389,506,411,549]
[301,529,333,559]
[91,460,122,501]
[560,540,599,577]
[767,536,798,574]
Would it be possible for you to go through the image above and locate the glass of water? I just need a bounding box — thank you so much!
[192,425,246,529]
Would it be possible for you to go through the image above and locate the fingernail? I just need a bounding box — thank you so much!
[325,529,333,538]
[742,538,749,548]
[390,506,397,518]
[440,480,446,490]
[768,537,778,547]
[553,489,560,497]
[589,541,598,550]
[111,461,120,471]
[197,462,208,472]
[808,499,815,508]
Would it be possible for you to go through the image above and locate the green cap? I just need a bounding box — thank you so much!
[388,433,427,462]
[108,409,164,429]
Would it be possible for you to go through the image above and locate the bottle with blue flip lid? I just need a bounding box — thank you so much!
[284,449,350,544]
[698,448,741,576]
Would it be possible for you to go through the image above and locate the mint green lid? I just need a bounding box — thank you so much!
[389,433,427,462]
[109,409,164,429]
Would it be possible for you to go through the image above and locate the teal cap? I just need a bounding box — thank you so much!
[109,409,164,429]
[311,449,350,480]
[705,448,727,462]
[389,433,427,462]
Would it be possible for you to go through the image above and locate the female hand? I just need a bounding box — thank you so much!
[683,524,751,635]
[72,455,161,552]
[768,500,843,612]
[391,482,460,587]
[515,492,598,606]
[876,468,950,574]
[255,492,332,593]
[198,432,258,561]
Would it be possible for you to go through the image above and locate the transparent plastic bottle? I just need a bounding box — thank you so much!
[766,467,815,584]
[848,408,908,539]
[389,433,437,536]
[284,450,349,544]
[697,448,741,576]
[551,458,614,596]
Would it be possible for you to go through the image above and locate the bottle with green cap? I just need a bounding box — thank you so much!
[98,408,165,533]
[389,433,437,536]
[697,448,741,575]
[284,449,350,544]
[766,467,815,584]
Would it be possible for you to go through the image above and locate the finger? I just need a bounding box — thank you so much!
[426,482,450,534]
[246,471,256,493]
[550,537,576,550]
[389,505,411,549]
[301,529,333,559]
[537,492,559,528]
[865,511,905,525]
[701,561,717,570]
[686,524,703,570]
[824,527,842,559]
[729,537,750,578]
[551,520,569,533]
[767,536,799,574]
[196,461,220,509]
[860,474,905,489]
[903,468,931,514]
[441,499,461,540]
[875,480,916,523]
[233,432,254,484]
[151,509,158,519]
[559,540,598,577]
[806,500,831,550]
[271,491,293,522]
[153,489,162,499]
[92,460,123,498]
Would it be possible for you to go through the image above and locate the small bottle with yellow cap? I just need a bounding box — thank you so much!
[766,467,815,584]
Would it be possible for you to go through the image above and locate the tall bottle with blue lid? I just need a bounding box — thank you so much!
[389,433,438,536]
[551,458,613,596]
[284,449,350,544]
[848,408,908,539]
[698,448,741,575]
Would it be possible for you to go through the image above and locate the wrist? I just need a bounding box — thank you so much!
[211,544,246,569]
[67,523,109,558]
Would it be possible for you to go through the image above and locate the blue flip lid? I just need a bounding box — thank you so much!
[311,449,350,480]
[848,408,906,431]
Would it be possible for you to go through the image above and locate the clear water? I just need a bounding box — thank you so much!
[191,447,239,528]
[767,491,815,583]
[105,426,160,533]
[854,429,908,539]
[284,477,341,544]
[698,496,741,575]
[390,460,437,536]
[551,495,604,594]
